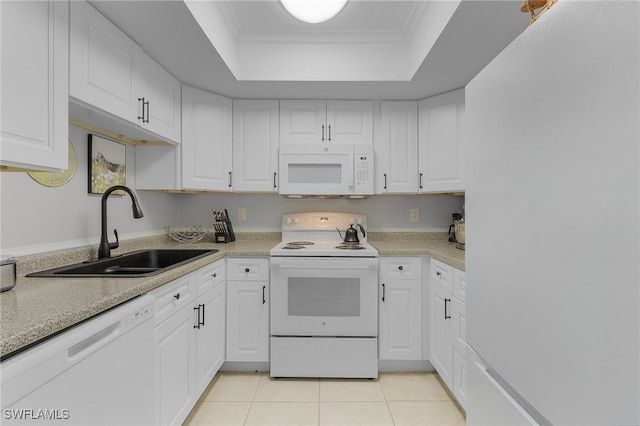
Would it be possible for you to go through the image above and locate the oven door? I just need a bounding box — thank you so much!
[270,257,378,337]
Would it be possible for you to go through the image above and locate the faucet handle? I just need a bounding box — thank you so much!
[109,229,120,250]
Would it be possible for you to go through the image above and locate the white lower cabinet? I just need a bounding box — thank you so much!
[226,258,270,362]
[429,258,467,410]
[151,259,225,426]
[379,257,423,360]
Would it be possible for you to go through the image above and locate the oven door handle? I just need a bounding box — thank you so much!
[270,257,378,269]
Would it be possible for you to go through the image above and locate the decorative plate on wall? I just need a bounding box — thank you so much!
[28,141,78,187]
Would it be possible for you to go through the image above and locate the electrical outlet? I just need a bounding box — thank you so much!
[238,208,246,222]
[410,208,420,222]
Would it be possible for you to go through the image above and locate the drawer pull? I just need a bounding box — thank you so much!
[444,298,451,320]
[262,285,266,304]
[174,293,180,300]
[245,268,250,273]
[398,265,403,271]
[436,271,442,277]
[381,283,386,302]
[212,273,217,278]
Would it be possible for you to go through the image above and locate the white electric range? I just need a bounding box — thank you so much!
[270,212,378,258]
[269,213,379,379]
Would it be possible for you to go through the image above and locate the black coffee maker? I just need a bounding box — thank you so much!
[448,213,463,242]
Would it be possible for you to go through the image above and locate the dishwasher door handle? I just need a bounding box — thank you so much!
[67,322,121,360]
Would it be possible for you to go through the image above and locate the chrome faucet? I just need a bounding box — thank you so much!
[98,185,144,259]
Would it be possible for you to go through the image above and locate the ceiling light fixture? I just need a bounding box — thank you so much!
[279,0,349,24]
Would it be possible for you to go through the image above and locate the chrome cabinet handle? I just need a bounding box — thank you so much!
[381,283,386,302]
[444,298,451,320]
[383,173,387,190]
[274,172,277,189]
[228,171,232,187]
[262,285,266,304]
[321,124,325,141]
[419,173,423,189]
[328,124,331,142]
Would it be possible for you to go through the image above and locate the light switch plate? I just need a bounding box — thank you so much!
[238,208,246,222]
[411,208,419,222]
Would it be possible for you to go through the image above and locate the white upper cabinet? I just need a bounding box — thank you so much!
[1,0,69,171]
[326,101,374,145]
[280,100,373,145]
[181,86,232,191]
[69,0,180,145]
[136,52,182,143]
[232,100,279,192]
[418,89,465,193]
[70,1,139,121]
[375,101,419,193]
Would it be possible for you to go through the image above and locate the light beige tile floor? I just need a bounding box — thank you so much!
[183,372,466,426]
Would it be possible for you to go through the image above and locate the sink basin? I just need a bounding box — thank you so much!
[27,249,219,278]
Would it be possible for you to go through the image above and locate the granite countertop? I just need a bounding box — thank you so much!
[0,233,464,359]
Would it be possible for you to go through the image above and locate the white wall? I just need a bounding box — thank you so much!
[0,125,180,255]
[177,192,464,232]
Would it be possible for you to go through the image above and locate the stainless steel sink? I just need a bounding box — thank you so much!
[27,249,219,278]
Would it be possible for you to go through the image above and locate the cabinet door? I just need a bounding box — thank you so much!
[379,279,422,360]
[155,305,196,426]
[70,0,139,122]
[1,0,68,171]
[136,52,181,144]
[226,281,269,362]
[452,348,467,410]
[279,100,327,144]
[429,283,453,389]
[418,89,465,193]
[181,86,232,191]
[326,101,373,145]
[233,100,279,192]
[195,284,226,396]
[451,296,466,356]
[376,101,418,193]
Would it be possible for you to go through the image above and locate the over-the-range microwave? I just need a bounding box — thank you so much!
[278,144,374,198]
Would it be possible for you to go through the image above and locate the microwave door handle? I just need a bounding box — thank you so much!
[346,154,354,187]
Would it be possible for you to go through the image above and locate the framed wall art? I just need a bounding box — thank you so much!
[88,134,126,194]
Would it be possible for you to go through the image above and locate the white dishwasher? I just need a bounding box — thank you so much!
[1,295,156,425]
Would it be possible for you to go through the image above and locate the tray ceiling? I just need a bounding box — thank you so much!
[90,0,529,99]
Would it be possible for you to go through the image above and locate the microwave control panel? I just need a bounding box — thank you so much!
[354,152,374,193]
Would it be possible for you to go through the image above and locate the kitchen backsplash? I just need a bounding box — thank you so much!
[177,193,464,232]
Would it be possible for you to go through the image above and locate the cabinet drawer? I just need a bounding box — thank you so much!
[430,258,453,292]
[380,257,422,280]
[453,268,466,303]
[227,257,269,281]
[196,259,225,294]
[151,274,197,326]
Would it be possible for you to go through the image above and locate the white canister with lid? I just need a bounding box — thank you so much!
[1,255,17,292]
